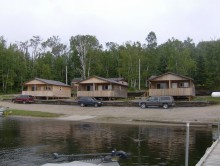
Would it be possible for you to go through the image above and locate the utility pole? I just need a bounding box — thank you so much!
[139,59,141,90]
[66,66,68,85]
[185,122,190,166]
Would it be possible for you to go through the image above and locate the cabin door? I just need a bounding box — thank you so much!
[172,83,178,88]
[41,86,44,91]
[98,85,102,91]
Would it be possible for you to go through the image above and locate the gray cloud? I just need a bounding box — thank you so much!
[1,0,220,45]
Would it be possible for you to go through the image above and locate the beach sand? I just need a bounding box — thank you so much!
[1,101,220,125]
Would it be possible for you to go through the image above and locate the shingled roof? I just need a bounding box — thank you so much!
[78,76,128,86]
[148,72,194,81]
[25,78,70,87]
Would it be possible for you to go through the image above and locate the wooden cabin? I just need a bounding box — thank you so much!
[147,72,195,99]
[22,78,71,99]
[77,76,128,99]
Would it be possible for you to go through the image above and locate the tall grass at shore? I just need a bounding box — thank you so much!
[4,109,62,118]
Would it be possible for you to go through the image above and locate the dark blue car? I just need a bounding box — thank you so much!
[77,97,103,107]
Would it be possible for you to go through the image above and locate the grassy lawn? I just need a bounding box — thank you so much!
[0,94,15,100]
[193,96,220,104]
[4,109,63,118]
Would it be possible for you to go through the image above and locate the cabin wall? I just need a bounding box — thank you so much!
[113,85,127,98]
[26,85,53,91]
[77,84,127,98]
[150,80,194,89]
[148,74,195,97]
[23,85,71,98]
[77,77,128,98]
[53,86,71,98]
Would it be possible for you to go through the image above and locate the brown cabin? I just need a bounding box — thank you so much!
[147,72,195,99]
[22,78,71,99]
[77,76,128,99]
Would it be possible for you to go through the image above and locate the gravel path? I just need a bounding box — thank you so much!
[1,101,220,125]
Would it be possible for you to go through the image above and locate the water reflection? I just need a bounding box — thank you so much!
[0,117,213,166]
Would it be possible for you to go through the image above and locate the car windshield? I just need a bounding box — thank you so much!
[79,97,96,101]
[147,97,154,101]
[89,98,96,101]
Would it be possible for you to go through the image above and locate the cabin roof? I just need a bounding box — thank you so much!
[24,78,70,87]
[148,72,194,81]
[78,76,128,86]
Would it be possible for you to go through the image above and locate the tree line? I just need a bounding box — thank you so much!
[0,32,220,93]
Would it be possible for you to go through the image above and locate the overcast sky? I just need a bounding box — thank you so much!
[1,0,220,46]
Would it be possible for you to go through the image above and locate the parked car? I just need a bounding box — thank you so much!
[139,96,175,109]
[77,97,103,107]
[12,95,35,104]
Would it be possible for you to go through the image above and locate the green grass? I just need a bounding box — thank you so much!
[0,94,15,100]
[4,109,63,118]
[193,96,220,104]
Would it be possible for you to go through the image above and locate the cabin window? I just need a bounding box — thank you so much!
[179,82,189,88]
[103,85,108,90]
[156,83,167,89]
[87,85,93,91]
[95,85,98,91]
[46,86,51,91]
[60,87,62,91]
[31,85,36,91]
[102,85,112,90]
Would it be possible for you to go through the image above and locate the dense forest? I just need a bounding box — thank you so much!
[0,32,220,93]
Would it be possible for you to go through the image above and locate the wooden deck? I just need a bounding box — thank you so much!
[148,88,195,97]
[196,137,220,166]
[77,90,127,98]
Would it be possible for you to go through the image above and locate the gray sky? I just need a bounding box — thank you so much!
[1,0,220,46]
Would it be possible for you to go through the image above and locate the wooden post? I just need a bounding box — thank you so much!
[185,122,190,166]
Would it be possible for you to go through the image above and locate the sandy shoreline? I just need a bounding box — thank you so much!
[1,101,220,126]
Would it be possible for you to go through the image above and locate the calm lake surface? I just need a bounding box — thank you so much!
[0,117,216,166]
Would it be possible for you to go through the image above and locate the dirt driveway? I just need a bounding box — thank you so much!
[1,101,220,125]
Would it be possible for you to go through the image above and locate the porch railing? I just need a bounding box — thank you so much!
[149,88,195,96]
[77,90,127,98]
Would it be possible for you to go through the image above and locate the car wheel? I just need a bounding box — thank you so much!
[23,101,26,104]
[94,103,98,107]
[80,103,85,107]
[163,103,168,109]
[140,103,146,109]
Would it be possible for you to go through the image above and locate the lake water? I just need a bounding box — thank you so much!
[0,117,216,166]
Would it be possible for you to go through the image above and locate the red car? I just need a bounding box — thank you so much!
[12,95,35,104]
